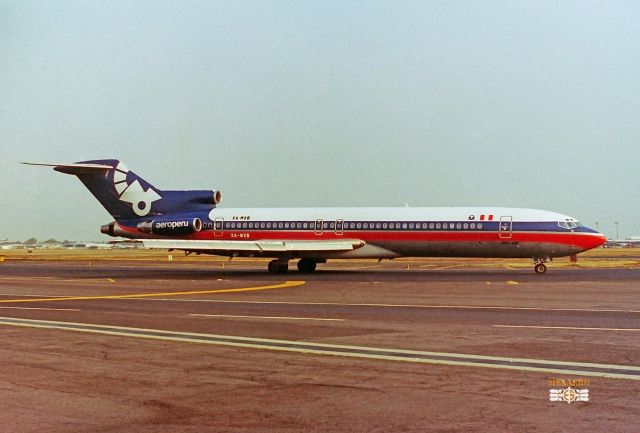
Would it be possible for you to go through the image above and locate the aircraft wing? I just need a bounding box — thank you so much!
[141,239,365,254]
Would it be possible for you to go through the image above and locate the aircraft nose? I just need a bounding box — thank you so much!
[577,228,607,252]
[588,232,607,249]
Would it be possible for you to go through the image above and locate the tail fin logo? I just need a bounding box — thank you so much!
[113,163,161,216]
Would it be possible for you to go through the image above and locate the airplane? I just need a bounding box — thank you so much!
[605,236,640,248]
[24,159,606,274]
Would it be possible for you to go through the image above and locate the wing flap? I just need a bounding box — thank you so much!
[141,239,365,253]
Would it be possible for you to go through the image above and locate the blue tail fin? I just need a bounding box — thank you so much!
[26,159,221,221]
[64,159,163,220]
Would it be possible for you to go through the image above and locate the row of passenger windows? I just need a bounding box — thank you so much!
[220,221,485,230]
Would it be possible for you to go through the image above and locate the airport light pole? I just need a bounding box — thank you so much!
[595,221,599,233]
[615,221,619,240]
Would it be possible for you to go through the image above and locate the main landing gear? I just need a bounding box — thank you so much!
[267,258,319,274]
[534,257,551,274]
[268,259,288,274]
[297,258,317,273]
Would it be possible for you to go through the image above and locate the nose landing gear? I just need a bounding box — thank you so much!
[533,257,551,274]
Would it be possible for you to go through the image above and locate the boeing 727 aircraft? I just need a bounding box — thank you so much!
[25,160,606,274]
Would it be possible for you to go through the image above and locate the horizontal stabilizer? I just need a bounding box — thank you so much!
[141,239,365,253]
[22,162,113,175]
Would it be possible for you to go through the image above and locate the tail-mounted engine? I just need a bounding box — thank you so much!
[137,218,203,235]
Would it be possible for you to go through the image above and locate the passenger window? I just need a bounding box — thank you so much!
[463,223,469,229]
[429,223,434,229]
[376,223,381,229]
[477,223,483,229]
[402,223,408,229]
[356,223,362,229]
[456,223,462,229]
[409,223,414,229]
[443,223,448,229]
[382,223,388,229]
[436,223,441,229]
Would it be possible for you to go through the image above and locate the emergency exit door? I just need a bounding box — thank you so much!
[499,216,512,239]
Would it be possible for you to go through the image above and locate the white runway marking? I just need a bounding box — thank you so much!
[190,314,344,322]
[140,298,640,314]
[494,325,640,332]
[1,317,639,381]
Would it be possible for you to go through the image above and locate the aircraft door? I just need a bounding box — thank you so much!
[315,219,323,236]
[335,219,344,235]
[499,216,512,239]
[214,217,224,237]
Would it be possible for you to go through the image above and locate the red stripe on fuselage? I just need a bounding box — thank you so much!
[117,225,605,252]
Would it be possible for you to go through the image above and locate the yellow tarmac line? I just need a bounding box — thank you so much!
[190,313,344,322]
[0,307,80,311]
[495,325,640,332]
[432,265,464,270]
[138,299,640,314]
[0,281,305,304]
[329,265,382,270]
[0,293,69,298]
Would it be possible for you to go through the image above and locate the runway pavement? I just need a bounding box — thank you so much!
[0,259,639,432]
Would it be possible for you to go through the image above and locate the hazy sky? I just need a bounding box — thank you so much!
[2,1,639,241]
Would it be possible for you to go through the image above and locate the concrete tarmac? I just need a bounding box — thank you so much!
[0,259,639,432]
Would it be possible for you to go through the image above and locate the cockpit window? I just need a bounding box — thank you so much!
[558,220,580,229]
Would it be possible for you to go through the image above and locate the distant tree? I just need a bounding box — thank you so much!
[43,238,59,244]
[24,238,38,245]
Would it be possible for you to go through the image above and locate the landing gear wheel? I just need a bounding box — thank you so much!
[297,258,317,273]
[534,263,547,274]
[268,260,288,274]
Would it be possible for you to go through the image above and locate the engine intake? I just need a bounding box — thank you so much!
[137,218,203,235]
[100,221,130,237]
[187,190,221,205]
